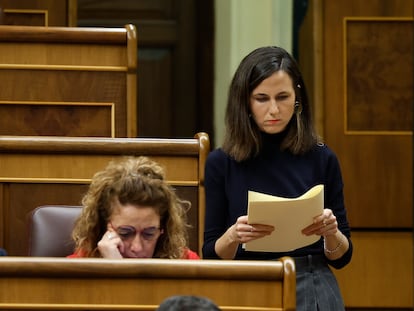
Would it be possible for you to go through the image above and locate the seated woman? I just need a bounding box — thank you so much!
[68,156,199,259]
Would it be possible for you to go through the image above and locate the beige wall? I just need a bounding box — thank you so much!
[214,0,293,146]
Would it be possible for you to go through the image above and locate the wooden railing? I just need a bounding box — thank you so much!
[0,256,296,311]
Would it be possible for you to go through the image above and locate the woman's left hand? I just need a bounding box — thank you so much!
[301,208,337,237]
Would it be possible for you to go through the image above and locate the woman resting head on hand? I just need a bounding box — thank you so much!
[69,156,199,259]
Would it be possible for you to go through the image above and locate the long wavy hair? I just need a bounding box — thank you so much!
[222,46,320,162]
[72,156,191,258]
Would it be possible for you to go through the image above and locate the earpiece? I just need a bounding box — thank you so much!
[294,101,302,114]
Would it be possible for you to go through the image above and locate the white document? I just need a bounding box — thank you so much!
[244,184,324,252]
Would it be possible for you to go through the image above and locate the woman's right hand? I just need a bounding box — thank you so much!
[97,230,124,259]
[229,215,275,244]
[215,215,274,259]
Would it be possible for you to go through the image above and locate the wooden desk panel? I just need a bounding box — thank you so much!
[0,257,296,311]
[0,24,137,137]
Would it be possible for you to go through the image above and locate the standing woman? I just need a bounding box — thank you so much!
[202,46,352,310]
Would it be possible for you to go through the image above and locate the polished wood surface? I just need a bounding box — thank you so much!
[77,0,215,141]
[321,0,413,228]
[0,256,296,311]
[334,231,413,308]
[0,0,77,26]
[0,133,210,256]
[0,23,137,137]
[299,0,413,308]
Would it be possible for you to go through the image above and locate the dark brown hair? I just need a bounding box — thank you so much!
[222,46,320,162]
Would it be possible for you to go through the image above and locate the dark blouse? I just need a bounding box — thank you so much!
[202,133,352,269]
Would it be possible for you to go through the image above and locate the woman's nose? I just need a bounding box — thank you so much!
[269,99,280,113]
[130,234,144,252]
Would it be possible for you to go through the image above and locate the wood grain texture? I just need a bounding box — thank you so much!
[322,0,413,229]
[334,231,413,307]
[300,0,413,308]
[0,0,76,26]
[0,256,296,311]
[0,24,137,137]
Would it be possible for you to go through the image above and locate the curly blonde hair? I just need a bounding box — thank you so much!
[71,156,191,258]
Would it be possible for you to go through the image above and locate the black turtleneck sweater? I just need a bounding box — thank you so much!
[202,133,352,269]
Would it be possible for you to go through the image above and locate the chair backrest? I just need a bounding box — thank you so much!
[28,205,82,257]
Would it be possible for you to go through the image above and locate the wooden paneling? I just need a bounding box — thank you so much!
[77,0,215,142]
[0,101,113,136]
[0,0,76,26]
[345,18,412,132]
[0,256,296,311]
[0,24,137,137]
[322,0,412,229]
[0,133,210,256]
[299,0,413,308]
[334,231,413,307]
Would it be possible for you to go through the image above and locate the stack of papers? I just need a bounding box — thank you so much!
[244,184,324,252]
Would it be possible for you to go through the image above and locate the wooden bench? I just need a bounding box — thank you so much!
[0,24,137,137]
[0,256,296,311]
[0,133,209,256]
